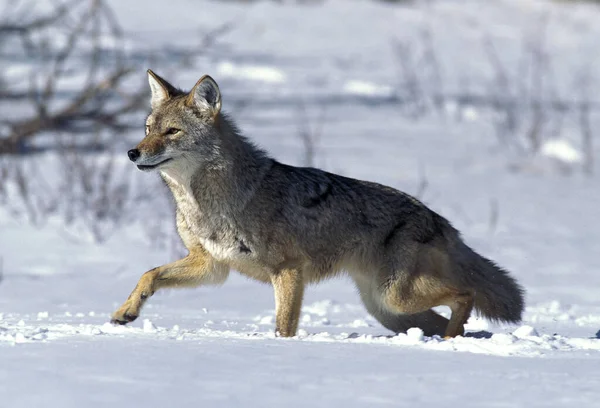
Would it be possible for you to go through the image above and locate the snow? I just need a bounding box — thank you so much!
[342,80,394,97]
[216,61,287,83]
[2,313,599,357]
[2,0,600,406]
[541,139,582,163]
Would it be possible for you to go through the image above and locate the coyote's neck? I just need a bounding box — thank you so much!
[161,114,271,216]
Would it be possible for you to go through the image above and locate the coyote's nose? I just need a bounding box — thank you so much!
[127,149,140,162]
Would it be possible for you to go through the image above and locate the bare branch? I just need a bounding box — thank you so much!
[0,0,78,35]
[296,100,327,168]
[1,68,137,154]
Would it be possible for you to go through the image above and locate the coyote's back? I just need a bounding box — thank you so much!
[111,70,525,339]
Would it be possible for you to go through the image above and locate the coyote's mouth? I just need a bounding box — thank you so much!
[137,158,173,171]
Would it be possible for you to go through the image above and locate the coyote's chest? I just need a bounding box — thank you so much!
[161,170,249,262]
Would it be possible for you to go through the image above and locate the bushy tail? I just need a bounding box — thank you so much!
[457,244,525,323]
[371,309,449,337]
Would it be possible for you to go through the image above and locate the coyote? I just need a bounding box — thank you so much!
[111,70,524,338]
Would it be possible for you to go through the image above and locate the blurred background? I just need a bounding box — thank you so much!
[0,0,599,330]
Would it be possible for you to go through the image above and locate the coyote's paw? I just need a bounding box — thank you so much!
[110,303,140,325]
[110,313,138,325]
[274,328,296,338]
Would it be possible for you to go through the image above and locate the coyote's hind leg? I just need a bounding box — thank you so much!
[383,275,474,338]
[444,292,474,338]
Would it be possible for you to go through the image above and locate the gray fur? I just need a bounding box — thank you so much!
[117,70,525,337]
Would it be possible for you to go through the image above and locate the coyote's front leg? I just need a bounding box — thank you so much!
[270,269,304,337]
[111,248,228,324]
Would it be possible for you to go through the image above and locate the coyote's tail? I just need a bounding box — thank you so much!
[456,243,525,323]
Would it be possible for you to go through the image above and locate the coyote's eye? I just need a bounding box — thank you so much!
[165,128,181,135]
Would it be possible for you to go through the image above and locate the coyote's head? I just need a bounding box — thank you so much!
[127,70,224,173]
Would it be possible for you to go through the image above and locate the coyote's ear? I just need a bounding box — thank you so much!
[186,75,221,117]
[147,69,177,108]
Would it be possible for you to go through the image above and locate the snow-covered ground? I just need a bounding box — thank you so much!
[2,0,600,406]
